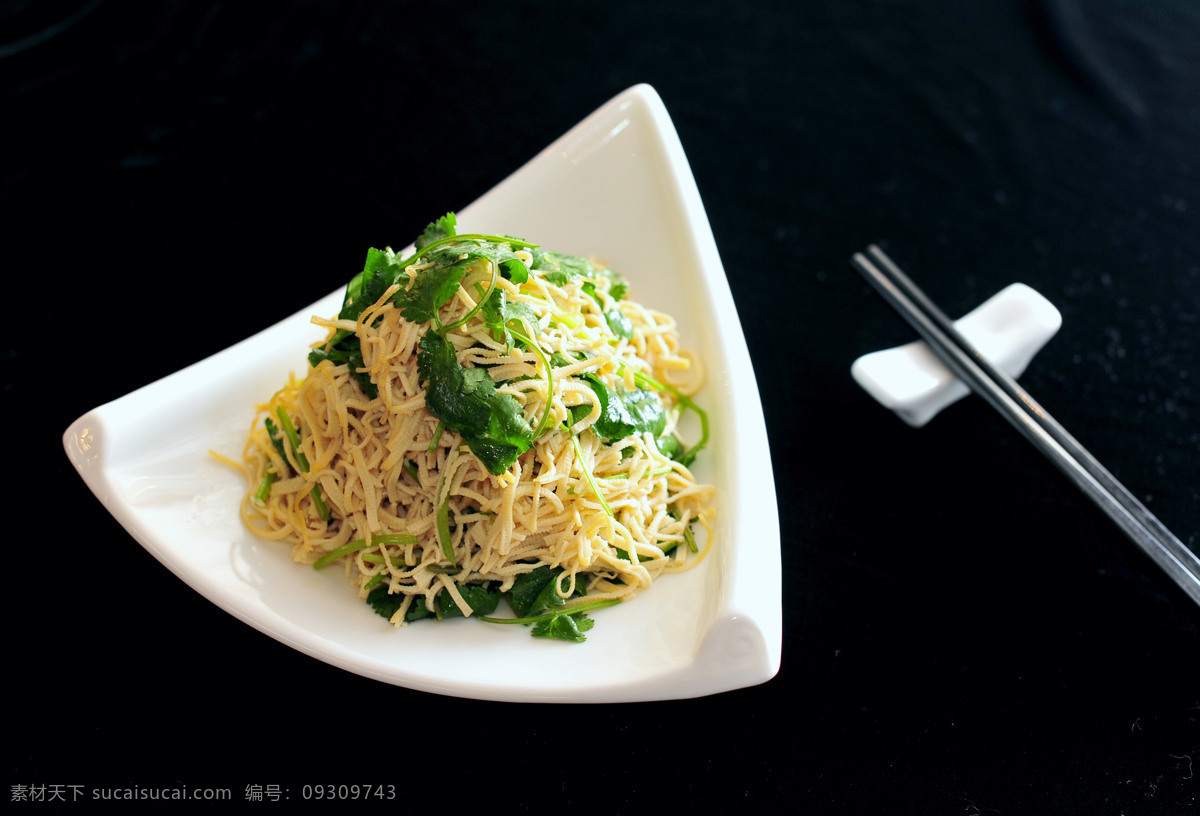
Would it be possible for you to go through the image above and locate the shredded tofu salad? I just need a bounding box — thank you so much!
[240,214,714,642]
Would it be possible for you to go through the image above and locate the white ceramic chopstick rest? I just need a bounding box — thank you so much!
[851,283,1062,427]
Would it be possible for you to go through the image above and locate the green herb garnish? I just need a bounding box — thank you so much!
[417,331,534,475]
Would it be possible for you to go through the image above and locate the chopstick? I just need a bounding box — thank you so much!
[851,244,1200,607]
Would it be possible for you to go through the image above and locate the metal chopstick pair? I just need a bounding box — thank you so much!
[851,244,1200,607]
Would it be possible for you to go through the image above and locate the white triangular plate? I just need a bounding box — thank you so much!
[63,84,781,702]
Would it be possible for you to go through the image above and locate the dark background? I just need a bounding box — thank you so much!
[7,1,1198,812]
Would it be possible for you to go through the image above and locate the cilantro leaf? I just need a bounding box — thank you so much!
[310,248,409,398]
[576,375,666,443]
[394,261,469,324]
[417,334,494,437]
[437,583,501,619]
[534,251,626,304]
[404,597,433,621]
[601,268,629,301]
[480,288,539,350]
[655,433,685,460]
[619,388,668,437]
[566,401,594,427]
[500,257,529,284]
[308,342,376,398]
[580,278,632,339]
[507,565,567,618]
[416,212,457,249]
[417,332,533,474]
[532,250,596,285]
[532,612,595,643]
[605,308,633,339]
[339,248,405,327]
[576,373,631,440]
[367,584,406,620]
[397,238,528,325]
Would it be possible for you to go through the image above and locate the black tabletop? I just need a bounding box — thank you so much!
[8,1,1198,813]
